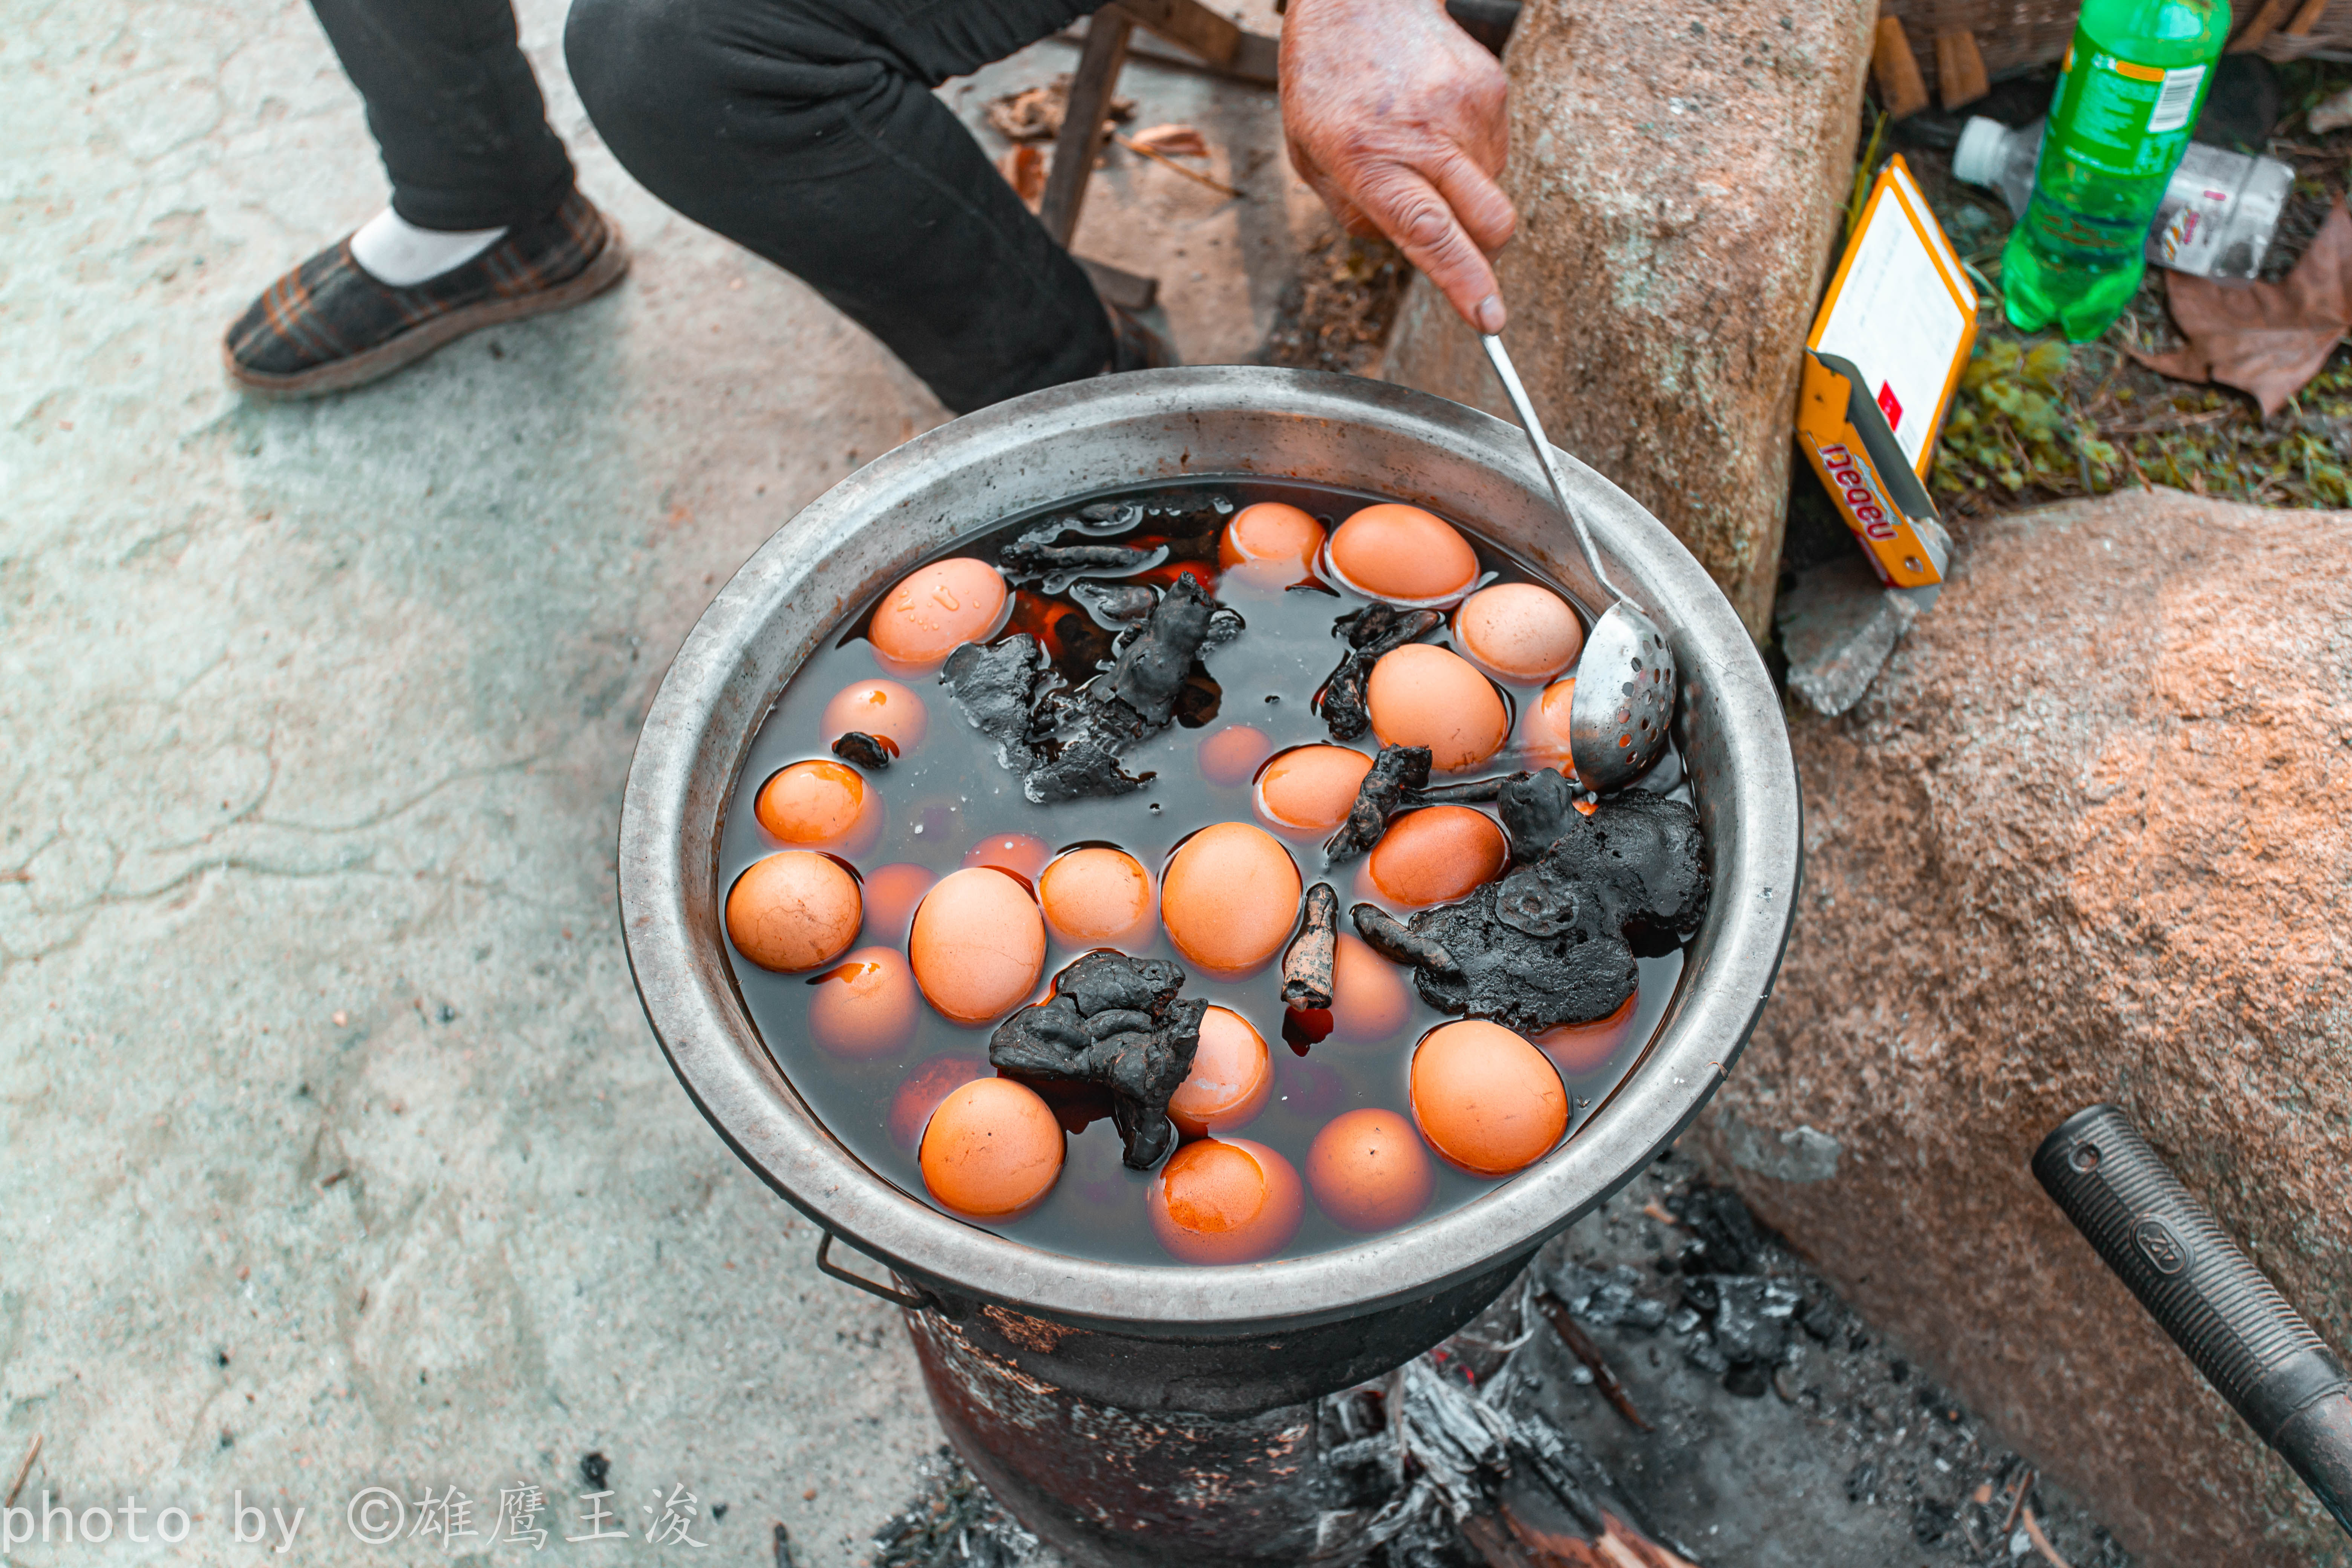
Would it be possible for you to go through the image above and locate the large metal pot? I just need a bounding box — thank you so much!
[617,367,1800,1562]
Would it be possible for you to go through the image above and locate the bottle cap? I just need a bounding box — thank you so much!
[1952,117,2011,188]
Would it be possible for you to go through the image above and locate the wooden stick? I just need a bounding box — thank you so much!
[1871,16,1930,120]
[1534,1291,1652,1432]
[2020,1504,2075,1568]
[1112,133,1241,197]
[2232,0,2300,51]
[1039,9,1136,245]
[6,1433,41,1510]
[1935,29,1991,110]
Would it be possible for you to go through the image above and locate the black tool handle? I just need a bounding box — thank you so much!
[2035,1104,2352,1535]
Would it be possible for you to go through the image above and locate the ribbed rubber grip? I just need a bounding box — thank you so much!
[2035,1104,2352,1535]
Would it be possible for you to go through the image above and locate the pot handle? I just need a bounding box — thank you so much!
[816,1230,936,1312]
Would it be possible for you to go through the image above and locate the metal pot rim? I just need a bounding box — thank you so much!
[617,366,1800,1335]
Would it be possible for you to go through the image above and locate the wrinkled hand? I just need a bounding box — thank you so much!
[1280,0,1515,332]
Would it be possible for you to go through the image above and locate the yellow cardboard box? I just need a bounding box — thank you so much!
[1798,155,1977,590]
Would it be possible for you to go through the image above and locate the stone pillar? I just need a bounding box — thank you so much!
[1695,490,2352,1566]
[1382,0,1876,640]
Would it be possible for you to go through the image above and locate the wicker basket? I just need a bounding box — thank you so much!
[1879,0,2352,106]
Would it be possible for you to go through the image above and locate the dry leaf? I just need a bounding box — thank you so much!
[983,77,1135,144]
[997,143,1046,207]
[2133,200,2352,417]
[1127,122,1209,159]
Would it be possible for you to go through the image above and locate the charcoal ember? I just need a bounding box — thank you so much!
[1106,572,1217,726]
[1681,1335,1730,1375]
[941,635,1055,773]
[1317,605,1441,740]
[1351,903,1455,973]
[1671,1183,1764,1275]
[1067,579,1157,627]
[1409,773,1515,805]
[1546,1262,1670,1332]
[1000,540,1161,574]
[1723,1363,1770,1399]
[1499,767,1582,862]
[1706,1278,1790,1367]
[1023,735,1150,802]
[1798,1295,1842,1343]
[830,731,893,770]
[1324,744,1431,862]
[1406,883,1635,1032]
[1283,883,1339,1008]
[989,952,1206,1168]
[1541,790,1711,949]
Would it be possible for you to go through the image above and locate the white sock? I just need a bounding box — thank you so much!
[349,209,510,287]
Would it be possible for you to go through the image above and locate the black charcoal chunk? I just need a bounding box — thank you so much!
[1022,735,1150,803]
[989,952,1205,1168]
[1106,572,1217,727]
[941,635,1053,773]
[1317,605,1442,740]
[1409,773,1516,805]
[830,732,892,770]
[1406,883,1634,1032]
[1067,580,1158,627]
[1001,541,1162,575]
[1351,903,1455,973]
[1283,884,1339,1008]
[1324,744,1431,862]
[1498,767,1583,862]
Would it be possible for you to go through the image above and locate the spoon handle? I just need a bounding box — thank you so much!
[1480,333,1632,609]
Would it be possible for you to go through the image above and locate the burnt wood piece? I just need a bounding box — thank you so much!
[830,731,892,770]
[1324,744,1433,862]
[1067,579,1158,626]
[1039,5,1135,245]
[998,540,1163,578]
[1106,572,1217,726]
[1318,605,1442,740]
[940,634,1056,775]
[1351,903,1456,972]
[1408,772,1521,805]
[1283,883,1340,1007]
[989,951,1207,1168]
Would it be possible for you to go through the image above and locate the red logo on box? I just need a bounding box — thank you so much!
[1876,381,1903,431]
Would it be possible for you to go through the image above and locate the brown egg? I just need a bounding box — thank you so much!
[1037,847,1157,949]
[1516,677,1577,771]
[1367,806,1508,907]
[1367,644,1508,772]
[1454,583,1584,684]
[1326,504,1480,605]
[1410,1020,1568,1176]
[1254,745,1374,835]
[1160,823,1302,976]
[1308,1108,1436,1232]
[1198,724,1274,787]
[963,832,1052,887]
[1536,992,1638,1077]
[755,760,880,855]
[859,862,935,946]
[820,678,928,757]
[919,1077,1064,1218]
[726,851,862,974]
[1328,933,1413,1042]
[908,868,1048,1024]
[1148,1137,1304,1264]
[869,557,1009,667]
[1168,1006,1272,1136]
[806,946,921,1059]
[1218,502,1326,572]
[888,1055,985,1147]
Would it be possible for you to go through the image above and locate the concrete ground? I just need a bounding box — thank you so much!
[0,0,1319,1562]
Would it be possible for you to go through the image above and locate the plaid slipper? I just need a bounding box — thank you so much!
[223,190,628,398]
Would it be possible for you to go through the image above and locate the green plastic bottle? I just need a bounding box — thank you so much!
[2002,0,2231,341]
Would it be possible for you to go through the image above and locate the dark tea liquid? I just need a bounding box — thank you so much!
[717,479,1692,1266]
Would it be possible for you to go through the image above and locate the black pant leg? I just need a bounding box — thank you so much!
[565,0,1112,414]
[312,0,577,230]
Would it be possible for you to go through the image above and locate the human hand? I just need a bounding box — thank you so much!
[1279,0,1516,332]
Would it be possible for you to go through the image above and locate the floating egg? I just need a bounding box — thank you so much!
[1148,1137,1303,1264]
[1328,933,1413,1043]
[1325,504,1480,605]
[1218,502,1325,573]
[1367,806,1508,907]
[1198,724,1274,787]
[859,862,935,946]
[963,832,1052,887]
[1454,583,1584,684]
[726,851,862,974]
[1168,1006,1272,1136]
[1308,1108,1435,1231]
[1254,745,1374,835]
[806,947,921,1059]
[919,1077,1064,1218]
[889,1056,985,1147]
[1366,644,1508,772]
[908,868,1047,1024]
[869,557,1009,667]
[820,678,928,757]
[1037,847,1157,949]
[1409,1020,1568,1176]
[755,759,879,854]
[1535,992,1638,1077]
[1517,677,1577,770]
[1160,823,1302,976]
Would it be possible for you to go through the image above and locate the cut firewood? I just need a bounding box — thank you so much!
[1871,16,1929,120]
[1535,1291,1651,1432]
[1934,29,1990,110]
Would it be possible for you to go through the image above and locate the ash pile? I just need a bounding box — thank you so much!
[869,1162,2139,1568]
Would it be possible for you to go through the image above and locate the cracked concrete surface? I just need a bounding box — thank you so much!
[2,0,1316,1560]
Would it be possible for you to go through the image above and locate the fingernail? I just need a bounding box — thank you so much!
[1476,295,1506,333]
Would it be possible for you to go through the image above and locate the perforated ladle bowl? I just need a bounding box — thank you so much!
[1482,334,1677,793]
